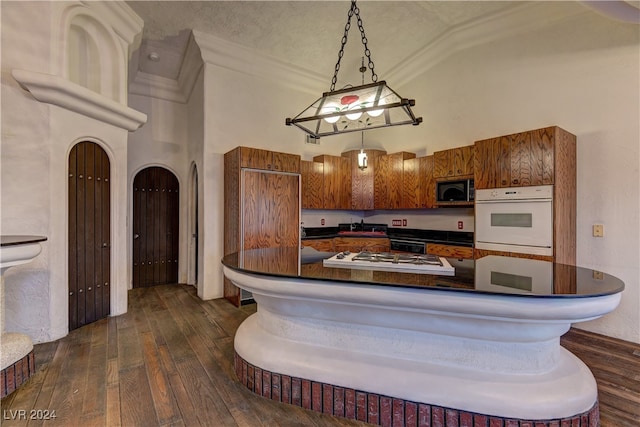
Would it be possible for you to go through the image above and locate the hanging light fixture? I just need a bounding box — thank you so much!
[358,132,368,170]
[285,0,422,139]
[357,57,368,170]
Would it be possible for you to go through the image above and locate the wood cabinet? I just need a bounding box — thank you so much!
[238,146,300,173]
[402,156,435,209]
[313,155,352,210]
[474,126,574,189]
[334,237,390,253]
[473,126,576,265]
[427,244,474,260]
[433,145,474,179]
[302,238,335,252]
[373,152,416,209]
[224,147,301,306]
[342,149,387,210]
[301,160,324,209]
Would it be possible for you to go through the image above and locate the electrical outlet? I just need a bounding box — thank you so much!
[457,221,463,230]
[321,219,325,226]
[593,270,604,280]
[593,224,604,237]
[402,219,407,227]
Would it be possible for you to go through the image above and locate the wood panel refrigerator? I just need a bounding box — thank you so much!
[224,165,300,306]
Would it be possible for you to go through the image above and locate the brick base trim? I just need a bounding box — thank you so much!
[234,351,599,427]
[1,351,36,398]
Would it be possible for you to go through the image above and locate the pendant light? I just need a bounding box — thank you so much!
[286,0,422,139]
[357,58,368,170]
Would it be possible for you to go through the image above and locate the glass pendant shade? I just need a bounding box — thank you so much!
[358,149,368,169]
[286,81,422,138]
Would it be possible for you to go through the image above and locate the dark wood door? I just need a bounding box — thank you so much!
[69,141,110,331]
[133,167,179,287]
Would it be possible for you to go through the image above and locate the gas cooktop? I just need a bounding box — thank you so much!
[351,251,443,265]
[323,251,454,275]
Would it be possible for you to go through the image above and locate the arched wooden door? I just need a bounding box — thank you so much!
[69,141,111,331]
[132,167,179,287]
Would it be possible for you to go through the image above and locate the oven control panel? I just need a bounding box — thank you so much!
[475,185,553,201]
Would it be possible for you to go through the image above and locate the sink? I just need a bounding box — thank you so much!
[337,231,387,236]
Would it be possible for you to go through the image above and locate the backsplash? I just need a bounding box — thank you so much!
[301,209,474,232]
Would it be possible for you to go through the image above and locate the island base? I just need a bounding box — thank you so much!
[1,350,35,398]
[234,351,599,427]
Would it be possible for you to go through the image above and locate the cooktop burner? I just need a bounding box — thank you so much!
[352,251,443,266]
[323,251,454,276]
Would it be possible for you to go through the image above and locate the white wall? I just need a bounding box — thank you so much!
[1,1,142,342]
[127,93,190,286]
[393,11,640,342]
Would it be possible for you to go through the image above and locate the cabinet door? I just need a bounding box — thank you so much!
[301,160,324,209]
[273,151,301,173]
[402,157,420,209]
[388,152,414,209]
[316,155,351,210]
[530,127,555,186]
[240,147,272,170]
[303,238,334,252]
[374,155,389,209]
[433,150,453,178]
[474,136,511,189]
[427,244,473,260]
[422,156,436,208]
[509,131,533,186]
[453,145,474,176]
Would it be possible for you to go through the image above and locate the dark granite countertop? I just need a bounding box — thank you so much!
[302,225,473,247]
[222,247,625,298]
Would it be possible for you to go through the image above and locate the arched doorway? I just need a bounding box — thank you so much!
[68,141,111,331]
[132,167,179,287]
[188,164,199,285]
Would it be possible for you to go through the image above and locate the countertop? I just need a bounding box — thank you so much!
[302,226,474,247]
[222,247,624,298]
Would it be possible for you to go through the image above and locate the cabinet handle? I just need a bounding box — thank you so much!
[512,179,519,184]
[267,164,272,170]
[501,180,507,185]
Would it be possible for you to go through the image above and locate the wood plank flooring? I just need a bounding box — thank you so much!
[1,284,638,426]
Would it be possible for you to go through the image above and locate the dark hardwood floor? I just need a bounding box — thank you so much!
[1,284,638,426]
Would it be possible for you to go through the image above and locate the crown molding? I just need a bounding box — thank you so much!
[129,32,204,104]
[386,2,589,87]
[12,69,147,131]
[192,30,327,96]
[84,1,144,45]
[129,1,590,101]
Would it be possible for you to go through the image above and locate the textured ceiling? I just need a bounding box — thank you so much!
[126,1,522,82]
[126,1,640,86]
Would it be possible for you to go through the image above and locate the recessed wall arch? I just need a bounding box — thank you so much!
[187,162,199,285]
[57,4,125,103]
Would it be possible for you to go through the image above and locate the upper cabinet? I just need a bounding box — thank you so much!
[342,149,386,211]
[402,156,436,209]
[313,155,352,210]
[374,152,416,209]
[433,145,474,179]
[239,146,300,173]
[474,126,574,189]
[301,160,324,209]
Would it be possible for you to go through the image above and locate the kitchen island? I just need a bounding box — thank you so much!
[222,248,624,427]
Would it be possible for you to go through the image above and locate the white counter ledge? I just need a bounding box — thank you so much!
[222,248,624,427]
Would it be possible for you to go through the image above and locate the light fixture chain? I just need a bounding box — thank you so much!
[329,0,377,92]
[354,4,377,84]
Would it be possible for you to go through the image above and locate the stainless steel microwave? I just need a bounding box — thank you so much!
[436,179,474,203]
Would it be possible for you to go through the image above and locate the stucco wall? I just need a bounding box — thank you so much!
[395,11,640,342]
